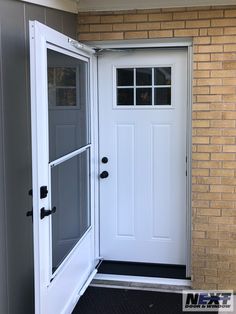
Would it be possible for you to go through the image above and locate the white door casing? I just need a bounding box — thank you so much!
[99,48,187,265]
[30,21,97,314]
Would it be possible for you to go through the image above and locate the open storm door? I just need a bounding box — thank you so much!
[30,21,97,314]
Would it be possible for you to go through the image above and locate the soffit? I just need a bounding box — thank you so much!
[19,0,236,13]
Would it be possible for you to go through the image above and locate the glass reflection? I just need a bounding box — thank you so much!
[56,88,76,107]
[136,88,152,105]
[154,67,171,85]
[47,49,89,162]
[55,67,76,86]
[136,68,152,86]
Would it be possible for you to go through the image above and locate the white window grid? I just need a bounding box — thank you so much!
[116,67,172,107]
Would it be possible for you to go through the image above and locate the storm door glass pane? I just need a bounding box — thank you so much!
[51,149,90,273]
[154,67,171,85]
[136,68,152,86]
[55,67,76,86]
[117,68,134,86]
[56,88,76,106]
[47,49,89,162]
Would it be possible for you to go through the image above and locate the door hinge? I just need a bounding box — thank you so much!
[26,209,33,220]
[186,156,188,176]
[26,188,33,221]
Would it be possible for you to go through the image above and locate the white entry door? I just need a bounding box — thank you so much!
[30,21,97,314]
[99,49,187,265]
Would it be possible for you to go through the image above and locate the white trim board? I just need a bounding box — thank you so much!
[0,23,8,314]
[94,273,191,287]
[78,0,236,11]
[20,0,78,13]
[88,38,192,50]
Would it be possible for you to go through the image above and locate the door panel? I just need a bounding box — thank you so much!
[30,21,96,314]
[99,49,187,265]
[116,124,135,237]
[152,124,172,239]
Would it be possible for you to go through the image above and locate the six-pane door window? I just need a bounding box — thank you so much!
[117,67,171,107]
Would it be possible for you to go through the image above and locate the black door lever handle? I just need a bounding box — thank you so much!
[100,171,109,179]
[40,206,56,219]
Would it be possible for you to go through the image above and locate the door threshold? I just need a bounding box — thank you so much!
[93,273,191,289]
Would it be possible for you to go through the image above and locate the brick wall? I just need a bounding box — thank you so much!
[78,6,236,290]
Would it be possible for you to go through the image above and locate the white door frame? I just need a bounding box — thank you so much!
[91,38,193,278]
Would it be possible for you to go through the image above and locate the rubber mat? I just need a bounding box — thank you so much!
[98,260,187,279]
[73,287,218,314]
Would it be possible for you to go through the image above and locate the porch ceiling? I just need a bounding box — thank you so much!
[78,0,236,11]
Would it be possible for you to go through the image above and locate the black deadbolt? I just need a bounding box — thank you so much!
[100,171,109,179]
[101,157,108,164]
[40,186,48,199]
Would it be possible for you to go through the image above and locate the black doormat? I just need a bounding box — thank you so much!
[98,260,187,279]
[73,287,218,314]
